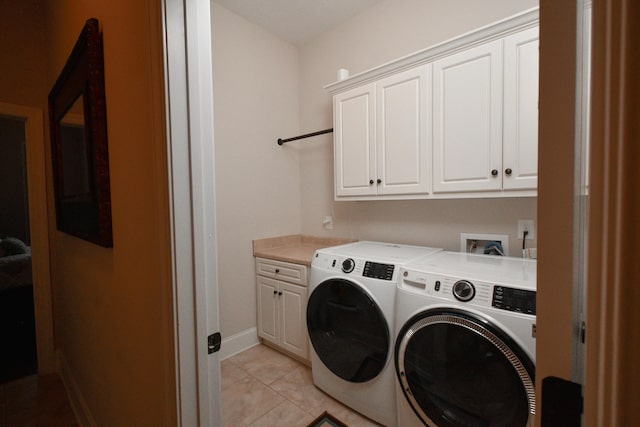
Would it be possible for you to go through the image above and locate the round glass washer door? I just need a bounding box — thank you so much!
[395,308,535,427]
[307,278,390,383]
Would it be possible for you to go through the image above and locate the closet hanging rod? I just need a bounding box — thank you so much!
[277,128,333,145]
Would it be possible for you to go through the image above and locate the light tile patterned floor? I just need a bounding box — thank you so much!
[221,344,383,427]
[3,344,384,426]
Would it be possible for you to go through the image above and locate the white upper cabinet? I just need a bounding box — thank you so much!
[326,8,539,200]
[432,28,540,194]
[334,83,376,197]
[432,40,503,193]
[376,65,431,196]
[503,26,539,190]
[334,65,430,198]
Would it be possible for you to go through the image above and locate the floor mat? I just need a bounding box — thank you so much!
[307,411,348,427]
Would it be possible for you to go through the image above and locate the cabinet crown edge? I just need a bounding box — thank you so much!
[324,7,539,95]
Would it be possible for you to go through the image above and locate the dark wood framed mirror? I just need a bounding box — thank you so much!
[48,18,112,247]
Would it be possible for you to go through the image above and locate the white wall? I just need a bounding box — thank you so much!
[212,0,540,338]
[212,3,301,336]
[298,0,539,255]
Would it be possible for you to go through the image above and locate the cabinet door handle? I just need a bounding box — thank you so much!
[273,290,277,295]
[491,169,499,176]
[505,168,513,176]
[275,268,280,274]
[369,179,374,185]
[377,178,382,184]
[278,291,283,296]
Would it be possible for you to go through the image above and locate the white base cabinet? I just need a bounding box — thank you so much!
[255,258,309,361]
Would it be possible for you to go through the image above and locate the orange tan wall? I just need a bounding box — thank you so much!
[0,0,47,108]
[44,1,176,426]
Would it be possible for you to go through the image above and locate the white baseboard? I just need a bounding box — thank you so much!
[218,327,260,360]
[56,350,98,427]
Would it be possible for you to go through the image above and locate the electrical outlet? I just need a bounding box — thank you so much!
[323,216,334,230]
[517,219,535,239]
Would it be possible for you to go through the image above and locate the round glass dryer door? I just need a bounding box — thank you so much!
[307,278,389,383]
[395,308,535,427]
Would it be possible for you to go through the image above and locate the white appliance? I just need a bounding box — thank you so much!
[307,241,442,427]
[394,251,537,427]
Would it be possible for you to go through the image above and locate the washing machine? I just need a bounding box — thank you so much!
[394,251,537,427]
[307,241,442,427]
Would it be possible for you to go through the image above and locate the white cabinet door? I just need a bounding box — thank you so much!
[279,282,308,359]
[433,40,503,193]
[257,276,278,344]
[334,83,376,196]
[376,65,431,195]
[503,27,539,190]
[256,271,308,360]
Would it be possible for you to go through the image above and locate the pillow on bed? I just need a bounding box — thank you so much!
[0,237,29,256]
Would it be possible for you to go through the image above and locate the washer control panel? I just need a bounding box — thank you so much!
[492,286,536,315]
[399,270,536,316]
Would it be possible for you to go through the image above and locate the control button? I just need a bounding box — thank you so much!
[434,281,441,292]
[452,280,476,302]
[331,259,336,267]
[342,258,355,273]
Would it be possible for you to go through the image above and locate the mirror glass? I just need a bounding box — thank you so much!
[60,94,91,200]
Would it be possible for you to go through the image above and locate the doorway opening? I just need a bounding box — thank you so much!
[0,115,37,383]
[0,102,55,382]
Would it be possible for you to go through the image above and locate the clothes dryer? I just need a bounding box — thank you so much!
[307,241,442,427]
[394,251,537,427]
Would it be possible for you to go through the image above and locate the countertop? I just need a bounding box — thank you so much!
[253,235,356,266]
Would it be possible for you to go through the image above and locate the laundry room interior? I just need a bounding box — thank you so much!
[212,0,538,353]
[212,0,569,425]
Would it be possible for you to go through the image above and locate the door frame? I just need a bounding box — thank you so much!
[0,102,55,375]
[161,0,221,425]
[584,0,640,424]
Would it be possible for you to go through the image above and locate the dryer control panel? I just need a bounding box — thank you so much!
[363,261,394,280]
[313,252,397,281]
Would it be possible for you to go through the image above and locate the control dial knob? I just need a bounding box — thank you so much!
[452,280,476,302]
[341,258,356,273]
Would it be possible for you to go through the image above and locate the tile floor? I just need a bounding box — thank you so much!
[3,344,383,426]
[221,344,383,427]
[0,374,78,427]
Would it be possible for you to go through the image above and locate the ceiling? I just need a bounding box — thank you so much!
[213,0,384,46]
